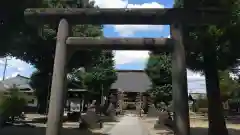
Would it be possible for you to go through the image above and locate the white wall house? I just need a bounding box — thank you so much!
[0,75,38,107]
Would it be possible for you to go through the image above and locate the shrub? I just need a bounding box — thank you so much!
[0,88,27,121]
[196,98,208,108]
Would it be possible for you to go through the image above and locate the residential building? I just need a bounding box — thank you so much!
[189,92,207,100]
[0,74,38,108]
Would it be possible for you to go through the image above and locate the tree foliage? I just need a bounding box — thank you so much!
[9,0,104,72]
[174,0,240,134]
[27,0,117,112]
[173,0,240,71]
[219,70,239,100]
[219,70,240,110]
[145,52,172,105]
[74,51,117,98]
[0,0,41,56]
[23,0,108,113]
[29,70,51,113]
[0,88,27,121]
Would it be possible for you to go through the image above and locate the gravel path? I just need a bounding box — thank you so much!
[141,116,240,135]
[106,114,149,135]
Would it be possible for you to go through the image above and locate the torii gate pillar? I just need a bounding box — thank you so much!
[46,19,69,135]
[171,23,190,135]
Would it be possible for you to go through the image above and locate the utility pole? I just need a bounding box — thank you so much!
[2,58,9,80]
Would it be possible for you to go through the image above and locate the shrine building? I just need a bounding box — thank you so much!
[111,70,152,110]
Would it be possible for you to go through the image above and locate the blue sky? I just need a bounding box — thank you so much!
[0,0,206,93]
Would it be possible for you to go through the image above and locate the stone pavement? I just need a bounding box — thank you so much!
[140,117,173,135]
[105,114,149,135]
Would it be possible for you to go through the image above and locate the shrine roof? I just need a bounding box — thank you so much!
[111,70,151,93]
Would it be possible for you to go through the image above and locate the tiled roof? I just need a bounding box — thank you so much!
[111,70,152,93]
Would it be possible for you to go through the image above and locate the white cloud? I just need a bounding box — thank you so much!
[114,49,206,92]
[91,0,167,67]
[91,0,167,66]
[187,70,205,80]
[0,58,30,73]
[0,57,34,80]
[17,67,25,71]
[114,34,169,65]
[114,25,164,37]
[92,0,128,8]
[6,57,33,70]
[187,70,206,93]
[0,59,4,65]
[114,50,205,82]
[92,0,164,10]
[10,72,20,78]
[114,51,149,65]
[114,2,165,36]
[92,0,165,36]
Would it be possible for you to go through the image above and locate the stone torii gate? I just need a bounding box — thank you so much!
[24,3,227,135]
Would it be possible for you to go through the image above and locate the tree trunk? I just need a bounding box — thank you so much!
[37,96,47,114]
[203,43,228,135]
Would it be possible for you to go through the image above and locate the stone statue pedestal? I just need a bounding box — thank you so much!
[147,104,159,117]
[105,103,117,121]
[154,111,170,129]
[81,110,101,129]
[80,100,101,129]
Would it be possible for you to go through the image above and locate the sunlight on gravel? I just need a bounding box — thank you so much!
[141,116,240,135]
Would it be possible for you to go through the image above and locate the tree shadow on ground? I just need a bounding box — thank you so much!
[226,119,240,124]
[100,116,120,123]
[155,127,240,135]
[0,125,107,135]
[201,117,240,124]
[225,117,240,124]
[190,127,240,135]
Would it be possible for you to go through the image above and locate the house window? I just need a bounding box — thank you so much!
[20,88,31,91]
[28,99,35,104]
[26,93,32,96]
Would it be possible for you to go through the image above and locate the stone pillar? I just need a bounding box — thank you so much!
[170,24,190,135]
[117,90,123,112]
[142,94,148,113]
[46,19,69,135]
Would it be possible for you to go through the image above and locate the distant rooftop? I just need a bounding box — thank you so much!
[0,74,33,91]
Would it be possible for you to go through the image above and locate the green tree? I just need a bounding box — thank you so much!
[219,70,239,101]
[10,0,104,72]
[174,0,240,134]
[76,51,117,104]
[0,88,27,122]
[228,88,240,111]
[219,70,240,111]
[0,0,40,56]
[145,52,172,105]
[24,0,108,113]
[29,70,52,113]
